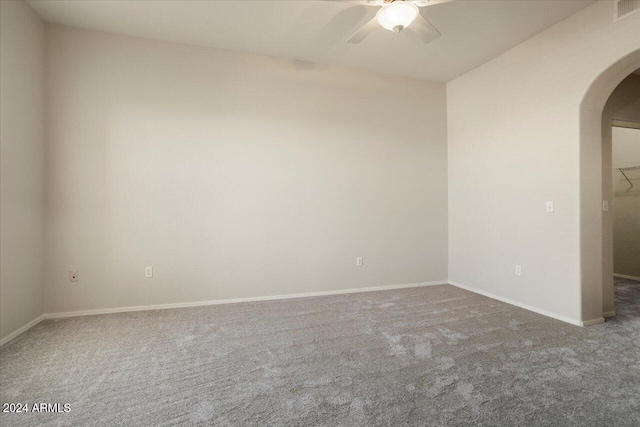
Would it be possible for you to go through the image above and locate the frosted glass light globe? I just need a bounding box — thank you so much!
[376,2,420,33]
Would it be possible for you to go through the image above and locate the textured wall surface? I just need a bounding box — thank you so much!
[44,26,448,314]
[612,127,640,278]
[447,1,640,323]
[0,0,46,341]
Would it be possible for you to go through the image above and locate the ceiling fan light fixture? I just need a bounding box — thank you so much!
[376,2,420,33]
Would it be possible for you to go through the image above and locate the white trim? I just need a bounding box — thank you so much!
[614,273,640,281]
[612,119,640,130]
[4,278,614,346]
[581,317,605,326]
[4,281,447,345]
[45,280,449,320]
[0,314,47,346]
[603,311,616,318]
[447,280,584,326]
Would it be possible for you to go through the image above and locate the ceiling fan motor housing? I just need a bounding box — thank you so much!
[347,0,445,44]
[376,2,420,32]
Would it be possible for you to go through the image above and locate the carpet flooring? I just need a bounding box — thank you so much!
[1,281,639,426]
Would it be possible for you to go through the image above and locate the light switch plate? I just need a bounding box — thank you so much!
[603,200,609,212]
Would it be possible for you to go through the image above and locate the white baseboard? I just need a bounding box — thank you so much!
[447,280,586,326]
[603,311,616,318]
[614,273,640,281]
[1,281,447,345]
[3,277,614,346]
[581,317,605,326]
[0,314,47,346]
[45,280,449,320]
[2,281,446,345]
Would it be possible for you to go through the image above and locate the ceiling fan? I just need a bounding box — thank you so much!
[337,0,452,44]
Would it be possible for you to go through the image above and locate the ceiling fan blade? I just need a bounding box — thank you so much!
[347,17,380,44]
[411,12,441,44]
[415,0,454,7]
[319,0,377,5]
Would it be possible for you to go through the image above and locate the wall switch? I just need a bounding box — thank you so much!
[145,266,153,278]
[356,257,363,267]
[603,200,609,212]
[69,271,78,282]
[515,265,522,276]
[546,201,554,213]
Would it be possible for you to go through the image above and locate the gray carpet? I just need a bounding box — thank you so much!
[1,282,639,426]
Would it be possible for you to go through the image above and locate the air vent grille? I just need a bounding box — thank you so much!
[614,0,640,22]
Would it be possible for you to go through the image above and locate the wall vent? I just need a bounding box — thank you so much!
[614,0,640,22]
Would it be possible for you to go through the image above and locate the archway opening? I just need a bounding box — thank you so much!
[579,49,640,323]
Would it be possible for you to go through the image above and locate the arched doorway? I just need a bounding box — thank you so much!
[579,49,640,323]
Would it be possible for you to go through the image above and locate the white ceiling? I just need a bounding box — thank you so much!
[27,0,596,82]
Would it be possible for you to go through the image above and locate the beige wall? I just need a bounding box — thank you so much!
[447,1,640,324]
[2,0,637,333]
[43,26,448,314]
[0,0,46,341]
[612,126,640,278]
[601,73,640,311]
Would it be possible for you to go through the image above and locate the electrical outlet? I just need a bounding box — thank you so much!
[145,266,153,278]
[546,201,554,213]
[356,257,363,267]
[69,271,78,282]
[515,265,522,276]
[603,200,609,212]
